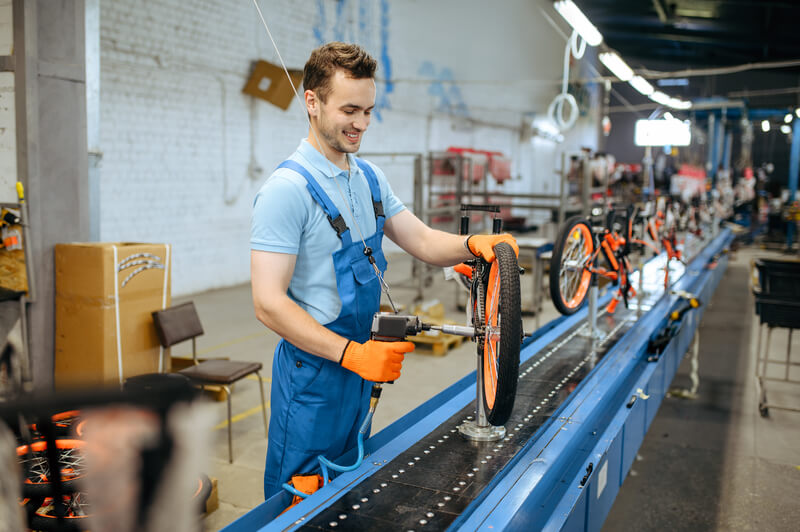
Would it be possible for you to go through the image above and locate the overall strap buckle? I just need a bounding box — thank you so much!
[327,214,349,237]
[372,200,384,219]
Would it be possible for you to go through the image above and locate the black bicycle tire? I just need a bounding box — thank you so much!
[481,242,521,426]
[549,216,594,316]
[193,473,213,513]
[26,494,89,532]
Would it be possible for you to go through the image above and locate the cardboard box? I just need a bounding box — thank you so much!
[204,477,219,515]
[55,243,171,388]
[242,59,303,111]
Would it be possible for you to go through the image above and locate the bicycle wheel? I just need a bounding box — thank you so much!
[481,242,521,426]
[28,411,83,439]
[192,474,213,514]
[17,439,86,497]
[26,493,90,532]
[550,216,594,315]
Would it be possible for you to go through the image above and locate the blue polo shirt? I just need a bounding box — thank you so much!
[251,140,406,324]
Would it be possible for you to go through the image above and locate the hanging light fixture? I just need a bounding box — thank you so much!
[599,51,633,81]
[553,0,603,46]
[649,91,671,106]
[629,75,654,96]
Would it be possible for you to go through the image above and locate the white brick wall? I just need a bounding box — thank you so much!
[0,0,16,203]
[98,0,599,296]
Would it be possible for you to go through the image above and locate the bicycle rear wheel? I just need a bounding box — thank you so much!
[17,439,86,497]
[550,216,594,315]
[26,493,90,532]
[481,242,521,426]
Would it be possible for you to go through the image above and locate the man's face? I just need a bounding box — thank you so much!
[309,70,375,156]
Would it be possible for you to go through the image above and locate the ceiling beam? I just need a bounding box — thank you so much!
[651,0,669,23]
[601,29,800,54]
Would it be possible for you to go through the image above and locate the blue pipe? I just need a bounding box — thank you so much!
[281,408,375,498]
[787,119,800,248]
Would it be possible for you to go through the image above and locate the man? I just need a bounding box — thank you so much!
[251,42,517,499]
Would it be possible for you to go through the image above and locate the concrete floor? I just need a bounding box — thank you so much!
[180,245,799,531]
[604,245,800,531]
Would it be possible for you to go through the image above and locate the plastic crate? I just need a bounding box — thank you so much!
[755,296,800,328]
[753,258,800,300]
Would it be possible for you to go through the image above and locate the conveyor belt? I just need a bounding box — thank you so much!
[227,229,731,532]
[298,312,635,531]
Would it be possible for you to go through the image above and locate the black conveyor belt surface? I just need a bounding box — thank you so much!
[300,310,635,531]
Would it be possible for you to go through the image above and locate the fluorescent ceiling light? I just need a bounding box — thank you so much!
[780,124,791,134]
[657,78,689,87]
[784,113,793,123]
[668,98,692,110]
[649,91,671,106]
[761,120,770,132]
[554,0,603,46]
[634,119,691,146]
[629,75,654,96]
[599,52,633,81]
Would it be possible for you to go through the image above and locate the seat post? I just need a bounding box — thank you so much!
[192,337,198,365]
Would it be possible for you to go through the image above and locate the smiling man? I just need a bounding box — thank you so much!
[251,42,518,499]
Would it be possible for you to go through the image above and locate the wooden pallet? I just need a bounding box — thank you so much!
[409,331,465,356]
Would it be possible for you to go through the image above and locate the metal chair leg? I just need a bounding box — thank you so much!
[755,322,763,378]
[764,326,772,377]
[256,370,269,439]
[224,385,233,463]
[786,329,793,381]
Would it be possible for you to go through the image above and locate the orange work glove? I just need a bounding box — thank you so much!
[339,339,413,382]
[466,233,519,263]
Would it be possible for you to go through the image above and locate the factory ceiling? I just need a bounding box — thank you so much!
[578,0,800,111]
[581,0,800,68]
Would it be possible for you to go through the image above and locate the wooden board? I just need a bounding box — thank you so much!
[0,247,27,294]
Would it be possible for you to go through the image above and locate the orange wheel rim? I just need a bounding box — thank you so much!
[50,410,81,422]
[17,439,84,455]
[561,223,593,309]
[17,439,86,485]
[35,494,89,519]
[483,262,501,409]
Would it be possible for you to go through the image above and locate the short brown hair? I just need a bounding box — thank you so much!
[303,42,377,102]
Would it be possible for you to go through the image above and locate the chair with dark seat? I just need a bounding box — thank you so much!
[151,302,268,463]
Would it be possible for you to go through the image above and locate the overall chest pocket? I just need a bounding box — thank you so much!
[349,249,388,329]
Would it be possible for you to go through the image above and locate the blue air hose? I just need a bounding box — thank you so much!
[281,406,375,499]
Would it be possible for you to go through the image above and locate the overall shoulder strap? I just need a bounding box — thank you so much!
[277,160,352,245]
[354,158,385,231]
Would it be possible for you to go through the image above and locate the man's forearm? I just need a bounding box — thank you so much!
[255,295,349,362]
[384,210,474,267]
[401,226,472,267]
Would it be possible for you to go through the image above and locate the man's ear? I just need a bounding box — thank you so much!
[304,89,317,117]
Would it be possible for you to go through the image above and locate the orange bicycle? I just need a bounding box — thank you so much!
[453,205,522,426]
[549,208,637,316]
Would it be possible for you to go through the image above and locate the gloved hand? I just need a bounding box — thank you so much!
[339,339,413,382]
[466,233,519,263]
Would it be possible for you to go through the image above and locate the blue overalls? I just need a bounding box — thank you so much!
[263,158,388,499]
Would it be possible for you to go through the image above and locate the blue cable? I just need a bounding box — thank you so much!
[281,409,374,499]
